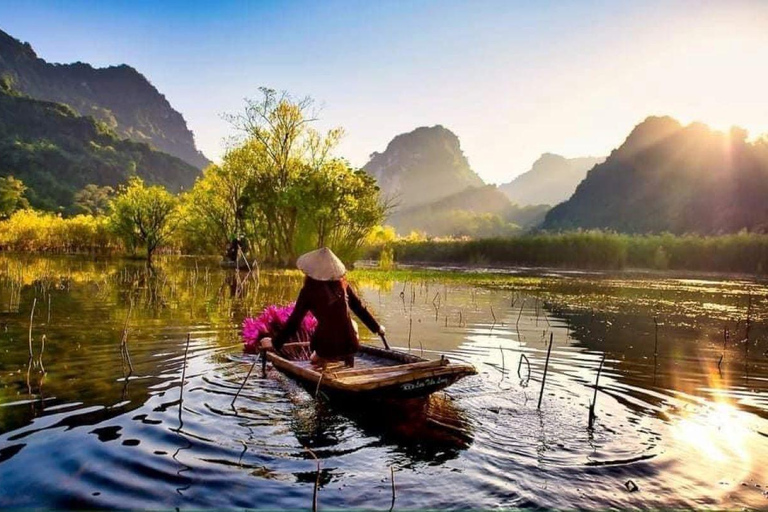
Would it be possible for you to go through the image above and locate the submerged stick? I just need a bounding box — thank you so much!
[718,326,729,372]
[120,302,134,374]
[745,292,752,362]
[408,318,413,351]
[231,355,260,408]
[516,299,526,331]
[537,333,553,410]
[28,297,37,359]
[178,334,191,426]
[588,353,606,429]
[305,446,320,512]
[517,353,531,380]
[39,334,47,374]
[389,466,396,512]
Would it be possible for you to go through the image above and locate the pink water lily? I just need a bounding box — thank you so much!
[242,303,317,353]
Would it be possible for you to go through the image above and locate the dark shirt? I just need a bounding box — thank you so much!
[273,277,381,358]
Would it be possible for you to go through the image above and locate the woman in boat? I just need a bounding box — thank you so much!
[261,247,385,367]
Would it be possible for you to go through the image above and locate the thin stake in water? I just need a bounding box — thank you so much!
[408,317,413,351]
[120,301,134,375]
[305,446,320,512]
[39,334,47,374]
[653,316,659,383]
[588,353,606,429]
[537,333,553,410]
[231,353,261,408]
[28,297,37,359]
[178,334,191,427]
[745,292,752,363]
[718,326,728,372]
[389,466,397,512]
[517,353,531,381]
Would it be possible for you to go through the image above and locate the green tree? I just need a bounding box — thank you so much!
[218,88,386,266]
[73,184,114,215]
[227,88,346,265]
[109,177,178,263]
[179,155,258,256]
[0,176,30,219]
[297,159,386,262]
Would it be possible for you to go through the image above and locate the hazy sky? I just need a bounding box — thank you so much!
[2,0,767,183]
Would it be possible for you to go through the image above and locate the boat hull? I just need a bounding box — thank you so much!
[266,343,476,401]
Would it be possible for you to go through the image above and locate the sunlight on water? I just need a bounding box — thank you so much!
[671,402,750,466]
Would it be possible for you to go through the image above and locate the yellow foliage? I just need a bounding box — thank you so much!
[0,210,117,253]
[364,225,398,246]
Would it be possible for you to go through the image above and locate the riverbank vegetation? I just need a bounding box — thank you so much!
[363,231,768,274]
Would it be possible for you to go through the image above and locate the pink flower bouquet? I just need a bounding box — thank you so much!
[242,303,317,353]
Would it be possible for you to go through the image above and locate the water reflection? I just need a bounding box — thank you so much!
[291,395,473,467]
[0,255,767,508]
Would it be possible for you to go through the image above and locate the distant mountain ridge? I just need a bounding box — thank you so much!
[544,116,768,233]
[363,125,484,210]
[388,184,549,237]
[499,153,604,206]
[363,126,554,237]
[0,28,210,169]
[0,79,198,210]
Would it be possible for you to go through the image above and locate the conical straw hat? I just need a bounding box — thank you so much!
[296,247,346,281]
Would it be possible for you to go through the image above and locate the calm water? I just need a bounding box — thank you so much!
[1,255,767,509]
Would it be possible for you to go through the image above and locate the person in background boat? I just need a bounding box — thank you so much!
[225,235,245,263]
[260,247,385,368]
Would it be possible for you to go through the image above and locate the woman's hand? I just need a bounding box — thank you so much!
[260,337,274,351]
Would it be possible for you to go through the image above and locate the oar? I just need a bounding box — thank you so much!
[379,332,391,350]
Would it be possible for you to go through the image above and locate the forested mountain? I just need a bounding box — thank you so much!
[544,116,768,233]
[0,29,210,169]
[363,125,484,210]
[499,153,603,206]
[0,79,198,210]
[388,185,549,238]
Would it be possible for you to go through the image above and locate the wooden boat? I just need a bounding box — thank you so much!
[267,342,476,401]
